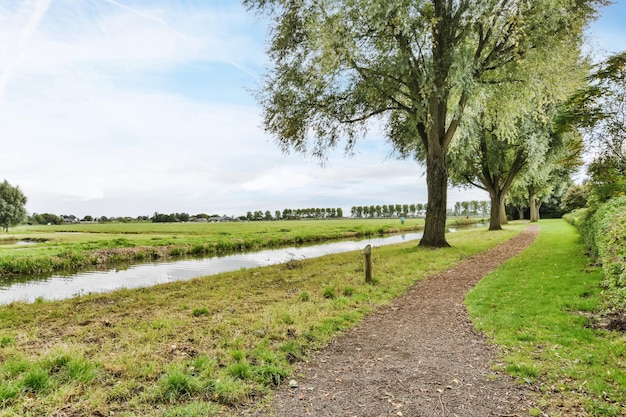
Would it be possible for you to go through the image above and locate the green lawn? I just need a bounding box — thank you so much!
[466,219,626,416]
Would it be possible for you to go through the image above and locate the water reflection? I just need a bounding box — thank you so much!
[0,232,423,304]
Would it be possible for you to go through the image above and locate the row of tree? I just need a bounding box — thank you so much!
[246,207,344,221]
[245,0,607,246]
[350,204,423,218]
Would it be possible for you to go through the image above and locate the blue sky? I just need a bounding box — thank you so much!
[0,0,624,218]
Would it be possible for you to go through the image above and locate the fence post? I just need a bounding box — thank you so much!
[363,244,373,283]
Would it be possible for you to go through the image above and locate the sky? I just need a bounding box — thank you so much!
[0,0,625,219]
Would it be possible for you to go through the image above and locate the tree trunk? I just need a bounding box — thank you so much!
[535,202,542,221]
[488,191,503,231]
[500,199,508,225]
[419,143,450,247]
[517,206,525,220]
[529,186,538,222]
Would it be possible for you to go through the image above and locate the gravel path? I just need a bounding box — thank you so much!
[248,225,540,417]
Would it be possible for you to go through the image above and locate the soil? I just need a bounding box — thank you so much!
[246,225,540,417]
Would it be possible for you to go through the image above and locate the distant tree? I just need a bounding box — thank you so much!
[452,202,460,217]
[461,201,469,216]
[469,201,479,216]
[0,180,27,232]
[29,213,45,225]
[246,211,253,221]
[479,201,489,220]
[265,210,273,221]
[82,215,94,222]
[337,207,343,218]
[416,203,424,218]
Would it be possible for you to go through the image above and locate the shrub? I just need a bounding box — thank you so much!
[593,197,626,293]
[567,197,626,302]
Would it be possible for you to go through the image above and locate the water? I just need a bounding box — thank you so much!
[0,232,422,304]
[0,240,38,246]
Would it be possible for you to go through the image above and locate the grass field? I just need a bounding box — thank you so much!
[466,220,626,416]
[0,223,520,417]
[0,219,429,277]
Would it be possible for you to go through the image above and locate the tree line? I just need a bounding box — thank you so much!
[350,203,422,218]
[246,207,344,221]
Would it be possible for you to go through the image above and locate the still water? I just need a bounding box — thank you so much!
[0,232,422,304]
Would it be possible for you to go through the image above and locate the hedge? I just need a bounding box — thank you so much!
[564,197,626,301]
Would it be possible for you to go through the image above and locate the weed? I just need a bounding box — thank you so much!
[323,287,336,299]
[0,381,19,404]
[254,363,288,386]
[343,286,355,297]
[67,358,98,383]
[212,377,250,406]
[226,362,252,380]
[3,356,29,377]
[281,314,295,325]
[0,335,14,347]
[279,341,303,363]
[229,350,246,362]
[298,291,310,301]
[192,307,210,317]
[22,368,49,393]
[159,370,200,403]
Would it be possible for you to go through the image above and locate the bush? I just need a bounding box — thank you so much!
[567,197,626,301]
[593,197,626,293]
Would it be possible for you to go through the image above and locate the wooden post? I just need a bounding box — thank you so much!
[363,244,373,283]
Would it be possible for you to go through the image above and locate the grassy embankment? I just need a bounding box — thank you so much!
[0,219,430,277]
[466,219,626,416]
[0,223,520,417]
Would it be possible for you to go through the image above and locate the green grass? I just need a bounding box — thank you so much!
[0,223,521,416]
[0,219,427,276]
[466,219,626,416]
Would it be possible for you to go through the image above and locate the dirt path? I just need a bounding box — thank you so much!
[248,225,540,417]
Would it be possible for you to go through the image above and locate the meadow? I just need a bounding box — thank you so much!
[0,219,621,416]
[0,223,518,417]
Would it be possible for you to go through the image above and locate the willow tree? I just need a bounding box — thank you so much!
[449,40,587,230]
[244,0,603,247]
